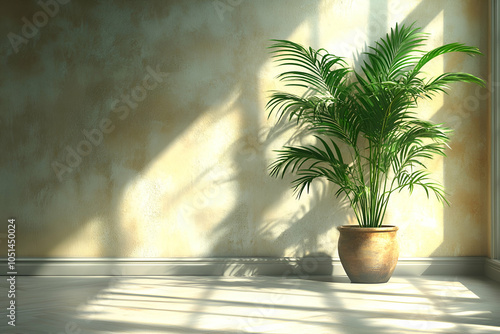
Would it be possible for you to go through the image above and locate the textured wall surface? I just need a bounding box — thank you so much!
[0,0,490,258]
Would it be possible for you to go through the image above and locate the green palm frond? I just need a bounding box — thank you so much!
[267,22,484,227]
[413,43,483,74]
[269,136,353,199]
[424,72,486,97]
[361,22,427,82]
[269,39,350,97]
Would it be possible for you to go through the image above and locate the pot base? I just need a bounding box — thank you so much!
[337,225,399,283]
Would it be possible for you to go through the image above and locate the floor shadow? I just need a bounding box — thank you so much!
[4,275,498,334]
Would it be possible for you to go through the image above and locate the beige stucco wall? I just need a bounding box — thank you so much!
[0,0,490,258]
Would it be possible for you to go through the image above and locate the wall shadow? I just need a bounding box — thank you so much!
[431,1,490,257]
[0,0,490,272]
[0,0,348,264]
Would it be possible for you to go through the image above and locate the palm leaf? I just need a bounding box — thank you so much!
[267,22,483,227]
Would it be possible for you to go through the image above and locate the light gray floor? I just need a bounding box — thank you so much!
[1,275,499,333]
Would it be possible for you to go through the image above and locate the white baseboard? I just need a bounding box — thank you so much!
[0,256,487,277]
[394,257,485,276]
[485,258,500,283]
[0,257,341,276]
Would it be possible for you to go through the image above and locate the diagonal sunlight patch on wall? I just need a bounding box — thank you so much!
[250,13,356,258]
[115,88,242,257]
[107,1,326,260]
[386,12,446,257]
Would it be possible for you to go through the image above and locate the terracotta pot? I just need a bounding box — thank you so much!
[337,225,399,283]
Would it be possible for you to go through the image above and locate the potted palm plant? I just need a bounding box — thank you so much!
[267,23,484,283]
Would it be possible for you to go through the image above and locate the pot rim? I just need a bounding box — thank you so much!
[337,225,398,232]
